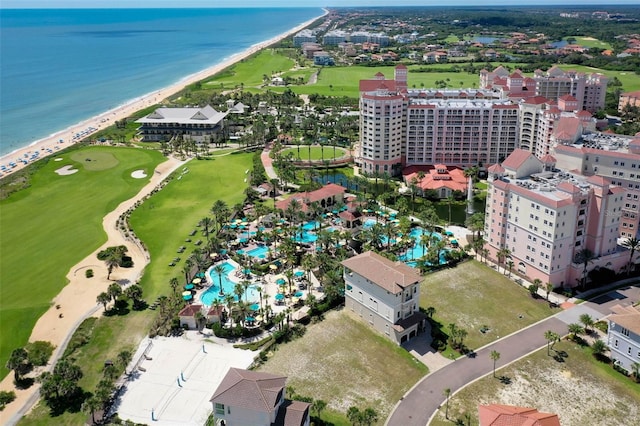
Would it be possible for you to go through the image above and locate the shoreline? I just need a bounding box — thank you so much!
[0,9,327,179]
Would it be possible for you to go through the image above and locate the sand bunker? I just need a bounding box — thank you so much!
[55,165,78,175]
[54,158,63,162]
[131,169,147,179]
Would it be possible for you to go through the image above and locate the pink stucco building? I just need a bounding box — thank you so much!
[485,149,628,288]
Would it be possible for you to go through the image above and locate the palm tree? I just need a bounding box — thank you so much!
[107,283,122,303]
[200,217,214,245]
[97,292,111,310]
[568,323,584,340]
[224,294,235,329]
[631,362,640,383]
[213,264,226,296]
[506,260,514,277]
[496,247,511,272]
[545,282,554,302]
[443,388,451,419]
[81,395,102,425]
[211,200,230,233]
[621,237,639,276]
[544,330,559,355]
[104,250,122,280]
[574,248,596,289]
[579,313,594,334]
[169,277,179,294]
[591,339,607,359]
[6,348,30,383]
[490,350,500,378]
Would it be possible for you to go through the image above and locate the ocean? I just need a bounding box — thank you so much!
[0,8,323,156]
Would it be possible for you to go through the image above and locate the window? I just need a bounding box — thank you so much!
[621,327,630,337]
[215,403,225,415]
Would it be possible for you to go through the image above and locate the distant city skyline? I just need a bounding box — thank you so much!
[3,0,640,8]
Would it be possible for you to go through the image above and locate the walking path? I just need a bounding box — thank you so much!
[386,280,640,426]
[0,155,187,425]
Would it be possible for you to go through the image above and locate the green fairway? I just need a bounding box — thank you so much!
[420,260,558,352]
[566,36,613,50]
[129,153,252,298]
[202,49,296,89]
[0,146,165,378]
[280,145,348,161]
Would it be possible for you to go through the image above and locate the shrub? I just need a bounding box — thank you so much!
[85,269,94,278]
[25,341,55,366]
[0,390,16,410]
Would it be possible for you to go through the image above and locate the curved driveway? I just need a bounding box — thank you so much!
[386,283,640,426]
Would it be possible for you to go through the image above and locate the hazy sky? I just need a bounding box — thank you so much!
[3,0,639,8]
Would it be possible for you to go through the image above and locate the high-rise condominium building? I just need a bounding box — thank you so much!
[484,149,627,288]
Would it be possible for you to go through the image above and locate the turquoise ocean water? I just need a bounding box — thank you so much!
[0,8,323,156]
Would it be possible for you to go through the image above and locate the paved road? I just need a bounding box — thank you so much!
[386,283,640,426]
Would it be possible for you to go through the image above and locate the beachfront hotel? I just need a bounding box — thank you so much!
[136,105,227,143]
[357,65,518,176]
[484,149,628,288]
[342,251,426,345]
[553,133,640,239]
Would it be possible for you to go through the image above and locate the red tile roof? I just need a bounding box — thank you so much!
[553,117,581,140]
[178,304,202,317]
[488,163,505,174]
[502,149,535,170]
[342,251,421,294]
[478,404,561,426]
[210,368,286,413]
[403,166,468,193]
[540,154,556,163]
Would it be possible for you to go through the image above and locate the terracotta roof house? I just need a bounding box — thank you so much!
[210,368,310,426]
[178,304,203,330]
[342,251,426,344]
[607,304,640,373]
[275,183,346,216]
[403,165,468,198]
[478,404,561,426]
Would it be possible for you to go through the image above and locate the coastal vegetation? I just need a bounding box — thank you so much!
[430,339,640,426]
[0,146,164,378]
[420,261,558,355]
[257,309,428,424]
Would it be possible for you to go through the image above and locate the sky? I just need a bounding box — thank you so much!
[2,0,639,8]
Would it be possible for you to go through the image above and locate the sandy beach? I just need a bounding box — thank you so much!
[0,10,326,179]
[0,11,326,424]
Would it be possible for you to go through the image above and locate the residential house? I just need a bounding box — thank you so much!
[478,404,561,426]
[607,304,640,373]
[210,368,310,426]
[342,251,426,344]
[403,165,468,199]
[275,183,346,217]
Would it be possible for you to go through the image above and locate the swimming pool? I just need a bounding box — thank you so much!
[399,227,447,266]
[201,262,260,306]
[302,221,320,231]
[238,245,270,259]
[362,218,377,229]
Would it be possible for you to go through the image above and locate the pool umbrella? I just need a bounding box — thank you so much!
[243,269,251,275]
[276,278,286,285]
[294,271,305,278]
[182,294,193,301]
[275,293,285,301]
[182,291,192,297]
[269,264,278,270]
[184,284,195,290]
[192,278,202,284]
[209,253,218,259]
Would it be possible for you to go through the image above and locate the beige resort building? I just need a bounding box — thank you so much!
[342,251,426,345]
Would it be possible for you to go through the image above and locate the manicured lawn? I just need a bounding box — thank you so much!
[430,340,640,426]
[257,309,428,424]
[0,146,164,379]
[420,260,558,351]
[280,146,348,161]
[129,153,252,298]
[202,49,296,89]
